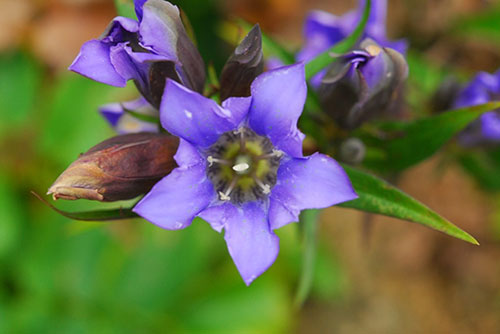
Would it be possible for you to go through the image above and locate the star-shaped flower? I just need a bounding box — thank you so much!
[133,63,358,285]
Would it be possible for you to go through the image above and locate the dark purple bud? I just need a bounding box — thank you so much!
[219,24,264,101]
[319,39,408,130]
[47,133,179,202]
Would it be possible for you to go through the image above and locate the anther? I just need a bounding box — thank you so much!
[219,191,231,201]
[218,176,239,201]
[253,175,271,194]
[256,149,284,160]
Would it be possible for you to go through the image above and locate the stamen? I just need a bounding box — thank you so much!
[233,127,246,152]
[219,191,231,201]
[219,176,239,201]
[207,156,230,167]
[253,175,271,194]
[255,149,284,160]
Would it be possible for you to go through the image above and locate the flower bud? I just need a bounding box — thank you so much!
[219,24,264,101]
[339,138,366,165]
[318,38,408,130]
[48,133,179,202]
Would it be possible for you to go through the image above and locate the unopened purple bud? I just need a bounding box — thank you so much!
[319,39,408,129]
[47,133,179,202]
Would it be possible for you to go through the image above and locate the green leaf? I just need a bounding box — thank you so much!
[362,102,500,172]
[123,107,160,124]
[114,0,137,20]
[457,148,500,192]
[305,0,371,80]
[338,165,479,245]
[31,191,138,221]
[294,209,319,307]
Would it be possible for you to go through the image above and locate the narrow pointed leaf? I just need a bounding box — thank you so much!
[362,102,500,172]
[123,108,160,124]
[338,165,479,245]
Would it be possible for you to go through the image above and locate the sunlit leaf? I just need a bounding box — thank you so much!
[339,165,479,245]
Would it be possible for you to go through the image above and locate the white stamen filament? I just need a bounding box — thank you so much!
[207,156,230,167]
[253,176,271,194]
[219,176,239,201]
[256,149,284,160]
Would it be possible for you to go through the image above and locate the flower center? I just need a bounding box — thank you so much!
[206,127,282,204]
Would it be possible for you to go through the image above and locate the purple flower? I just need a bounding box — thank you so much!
[297,0,407,87]
[133,63,358,285]
[69,0,205,109]
[318,39,408,129]
[454,69,500,146]
[298,0,407,63]
[99,97,159,134]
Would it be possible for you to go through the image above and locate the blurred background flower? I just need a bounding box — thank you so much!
[1,0,500,333]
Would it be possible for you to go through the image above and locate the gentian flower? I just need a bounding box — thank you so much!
[293,0,407,88]
[454,69,500,146]
[298,0,407,63]
[133,63,358,285]
[318,38,408,129]
[69,0,205,109]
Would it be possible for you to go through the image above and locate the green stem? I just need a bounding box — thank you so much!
[294,209,320,307]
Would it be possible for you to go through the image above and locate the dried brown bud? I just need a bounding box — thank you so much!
[47,133,179,202]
